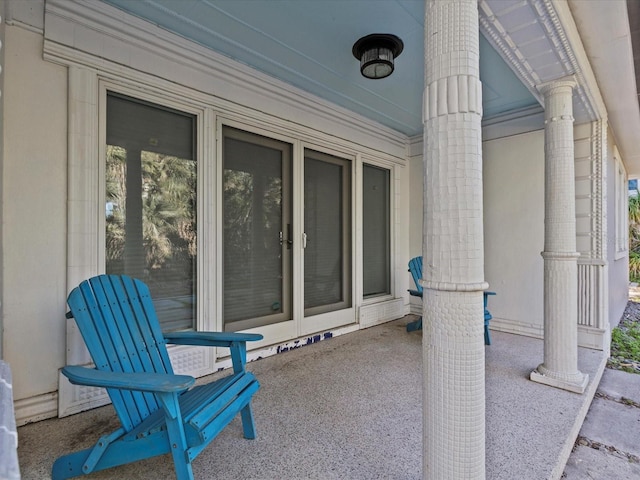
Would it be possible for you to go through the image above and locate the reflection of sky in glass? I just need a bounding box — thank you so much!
[629,179,637,190]
[106,201,115,218]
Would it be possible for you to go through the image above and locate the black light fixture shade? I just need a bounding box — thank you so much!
[352,34,404,79]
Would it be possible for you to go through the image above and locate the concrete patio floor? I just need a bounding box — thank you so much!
[17,316,606,480]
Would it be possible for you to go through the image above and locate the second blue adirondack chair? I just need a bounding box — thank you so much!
[53,274,263,480]
[406,256,496,345]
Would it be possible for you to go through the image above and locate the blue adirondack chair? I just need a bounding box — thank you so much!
[53,275,263,480]
[406,256,496,345]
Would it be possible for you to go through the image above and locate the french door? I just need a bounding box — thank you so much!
[222,127,294,332]
[222,126,353,340]
[302,149,352,327]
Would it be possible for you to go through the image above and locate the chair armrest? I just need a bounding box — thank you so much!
[408,289,423,298]
[61,365,195,393]
[164,331,263,348]
[166,331,263,375]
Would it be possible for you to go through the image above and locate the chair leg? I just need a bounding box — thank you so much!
[52,449,92,480]
[240,404,257,439]
[158,393,194,480]
[165,419,194,480]
[484,323,491,346]
[406,317,423,332]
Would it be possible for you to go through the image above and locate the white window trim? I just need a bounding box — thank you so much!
[98,80,214,334]
[66,67,217,373]
[360,158,398,306]
[614,151,628,260]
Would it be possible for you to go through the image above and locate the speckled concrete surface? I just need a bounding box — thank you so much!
[18,319,605,480]
[485,331,604,480]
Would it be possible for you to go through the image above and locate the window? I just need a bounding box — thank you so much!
[363,164,391,297]
[105,93,197,331]
[615,155,628,258]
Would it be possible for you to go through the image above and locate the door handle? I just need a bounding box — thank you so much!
[280,225,294,249]
[286,224,293,249]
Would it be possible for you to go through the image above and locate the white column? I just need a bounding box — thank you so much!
[530,79,588,394]
[423,0,486,478]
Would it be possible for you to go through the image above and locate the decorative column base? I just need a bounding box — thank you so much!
[530,366,588,394]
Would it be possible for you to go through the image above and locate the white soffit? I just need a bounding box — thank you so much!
[479,0,602,124]
[481,0,640,175]
[567,0,640,176]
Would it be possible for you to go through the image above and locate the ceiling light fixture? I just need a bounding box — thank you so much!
[352,33,404,80]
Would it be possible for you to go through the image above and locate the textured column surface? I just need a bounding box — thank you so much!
[422,0,486,478]
[530,80,588,394]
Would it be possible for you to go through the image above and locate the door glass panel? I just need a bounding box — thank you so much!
[304,150,352,316]
[223,127,293,331]
[363,164,391,297]
[105,93,197,332]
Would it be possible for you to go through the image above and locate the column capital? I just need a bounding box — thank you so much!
[536,75,577,96]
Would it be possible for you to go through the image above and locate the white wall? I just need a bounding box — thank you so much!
[0,0,5,360]
[408,141,423,258]
[418,125,623,343]
[393,157,411,303]
[3,25,68,404]
[407,139,423,313]
[483,130,545,336]
[407,131,546,329]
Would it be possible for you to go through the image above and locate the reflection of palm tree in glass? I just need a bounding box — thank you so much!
[223,169,283,322]
[105,145,197,329]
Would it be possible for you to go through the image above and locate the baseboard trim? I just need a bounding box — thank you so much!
[14,392,58,426]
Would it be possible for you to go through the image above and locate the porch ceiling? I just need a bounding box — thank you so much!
[100,0,640,172]
[101,0,539,136]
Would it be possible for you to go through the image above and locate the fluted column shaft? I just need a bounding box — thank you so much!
[530,80,588,393]
[423,1,486,478]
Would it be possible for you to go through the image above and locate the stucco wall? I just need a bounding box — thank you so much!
[3,25,68,401]
[0,0,5,361]
[407,131,546,328]
[408,150,423,259]
[394,163,412,304]
[483,130,545,335]
[407,143,423,313]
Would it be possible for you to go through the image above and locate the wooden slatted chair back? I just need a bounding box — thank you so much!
[408,256,423,294]
[67,275,174,432]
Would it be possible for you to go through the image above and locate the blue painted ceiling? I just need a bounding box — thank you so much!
[102,0,538,136]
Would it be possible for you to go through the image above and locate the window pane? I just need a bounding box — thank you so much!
[304,150,352,314]
[363,164,391,297]
[106,93,197,331]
